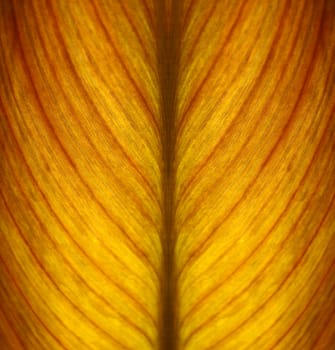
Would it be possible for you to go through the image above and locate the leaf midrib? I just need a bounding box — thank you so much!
[156,1,182,349]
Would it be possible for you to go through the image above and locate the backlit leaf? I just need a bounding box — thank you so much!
[1,1,334,349]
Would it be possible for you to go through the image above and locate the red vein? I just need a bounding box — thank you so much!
[183,1,217,64]
[177,0,293,207]
[179,97,335,331]
[204,193,335,350]
[177,9,321,275]
[181,0,198,34]
[28,5,160,259]
[119,1,153,70]
[0,95,157,327]
[177,0,249,139]
[90,1,160,133]
[41,2,160,224]
[10,4,158,279]
[181,126,334,345]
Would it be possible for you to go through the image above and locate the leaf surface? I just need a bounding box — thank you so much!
[174,1,335,348]
[0,1,162,349]
[1,1,335,349]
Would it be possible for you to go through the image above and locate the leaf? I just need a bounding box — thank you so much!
[175,1,335,349]
[1,1,335,349]
[0,1,162,349]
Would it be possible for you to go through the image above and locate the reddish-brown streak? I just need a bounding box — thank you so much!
[179,9,327,341]
[267,166,335,350]
[141,0,155,37]
[38,2,160,220]
[176,13,320,272]
[0,198,82,350]
[0,96,157,328]
[3,90,156,344]
[1,1,334,348]
[179,98,335,332]
[180,123,334,339]
[177,38,299,277]
[0,254,72,350]
[260,283,335,350]
[202,192,335,350]
[52,173,159,290]
[63,7,161,210]
[10,4,158,279]
[0,291,26,349]
[310,302,335,348]
[0,58,155,288]
[198,132,334,343]
[191,117,334,290]
[0,239,96,350]
[10,2,164,291]
[267,260,335,348]
[90,1,160,132]
[3,154,155,345]
[2,78,158,289]
[1,191,138,349]
[177,2,322,274]
[1,90,154,291]
[28,6,159,240]
[177,0,293,206]
[181,0,197,34]
[119,1,154,71]
[183,1,217,64]
[182,134,335,346]
[176,0,249,139]
[0,121,156,341]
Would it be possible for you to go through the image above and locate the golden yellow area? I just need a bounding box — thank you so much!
[0,1,335,349]
[175,1,335,349]
[0,1,162,349]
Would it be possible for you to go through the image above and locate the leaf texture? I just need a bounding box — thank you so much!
[1,1,335,349]
[0,1,163,349]
[175,1,335,349]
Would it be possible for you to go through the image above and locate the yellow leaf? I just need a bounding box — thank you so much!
[0,1,334,349]
[175,1,335,349]
[1,1,162,348]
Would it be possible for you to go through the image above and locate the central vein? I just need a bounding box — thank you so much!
[157,1,181,349]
